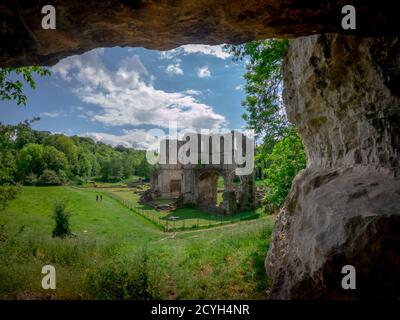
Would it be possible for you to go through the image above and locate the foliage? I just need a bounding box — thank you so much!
[0,67,50,106]
[52,200,72,238]
[226,39,290,153]
[135,157,154,181]
[264,129,307,211]
[87,247,160,300]
[227,39,307,211]
[38,169,65,186]
[0,121,149,185]
[23,173,38,186]
[0,184,20,211]
[43,146,69,173]
[100,158,123,182]
[0,148,17,184]
[18,143,45,177]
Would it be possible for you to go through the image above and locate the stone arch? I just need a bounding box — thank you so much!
[225,170,255,212]
[197,169,220,208]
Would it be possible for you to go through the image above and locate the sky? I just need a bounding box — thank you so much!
[0,44,248,149]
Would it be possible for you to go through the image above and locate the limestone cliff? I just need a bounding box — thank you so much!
[266,34,400,299]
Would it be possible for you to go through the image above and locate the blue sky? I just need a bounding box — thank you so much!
[0,44,248,149]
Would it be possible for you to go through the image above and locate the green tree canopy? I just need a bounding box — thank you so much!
[264,129,307,211]
[18,143,45,178]
[226,39,290,153]
[227,39,307,211]
[0,67,50,106]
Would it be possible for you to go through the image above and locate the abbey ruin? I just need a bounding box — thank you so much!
[149,132,256,214]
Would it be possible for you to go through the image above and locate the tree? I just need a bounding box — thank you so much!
[18,143,45,179]
[226,39,290,153]
[15,122,36,148]
[38,169,65,186]
[0,67,50,106]
[122,153,136,179]
[76,150,94,178]
[227,39,308,211]
[43,134,78,173]
[136,157,154,181]
[43,146,69,173]
[52,200,72,238]
[1,118,147,184]
[264,129,307,211]
[0,149,17,184]
[100,157,123,182]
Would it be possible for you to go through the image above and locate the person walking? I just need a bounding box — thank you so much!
[100,195,103,201]
[96,195,99,202]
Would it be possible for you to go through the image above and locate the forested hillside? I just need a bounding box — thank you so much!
[0,119,153,186]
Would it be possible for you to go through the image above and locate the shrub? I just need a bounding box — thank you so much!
[38,169,64,186]
[24,173,38,185]
[0,184,20,211]
[0,223,8,242]
[73,176,86,185]
[86,247,160,299]
[52,200,72,238]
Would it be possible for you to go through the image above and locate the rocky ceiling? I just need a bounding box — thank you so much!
[1,0,400,67]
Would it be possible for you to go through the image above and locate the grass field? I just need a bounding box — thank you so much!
[98,187,264,231]
[0,186,274,299]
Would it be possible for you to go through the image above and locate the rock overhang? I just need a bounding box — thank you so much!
[1,0,400,67]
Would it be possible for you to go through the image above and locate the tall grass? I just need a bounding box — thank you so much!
[0,186,274,299]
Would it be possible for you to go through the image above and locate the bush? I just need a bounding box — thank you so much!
[0,184,20,211]
[52,200,72,238]
[73,176,86,186]
[23,173,38,185]
[86,247,160,299]
[38,169,64,186]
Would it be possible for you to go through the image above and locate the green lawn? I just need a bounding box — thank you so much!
[0,186,274,299]
[100,187,264,230]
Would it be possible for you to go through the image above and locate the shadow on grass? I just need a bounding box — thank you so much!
[161,208,260,222]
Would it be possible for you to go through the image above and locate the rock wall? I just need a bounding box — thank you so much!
[266,34,400,299]
[1,1,400,67]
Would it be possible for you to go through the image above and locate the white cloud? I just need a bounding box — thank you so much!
[235,85,243,90]
[181,44,230,59]
[52,49,225,131]
[159,44,231,60]
[165,63,183,75]
[83,129,162,150]
[197,66,211,78]
[184,89,202,96]
[40,111,62,118]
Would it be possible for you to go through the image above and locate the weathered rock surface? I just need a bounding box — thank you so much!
[1,0,400,67]
[266,34,400,299]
